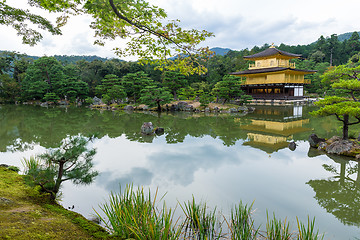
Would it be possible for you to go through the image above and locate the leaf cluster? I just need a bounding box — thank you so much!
[23,134,98,200]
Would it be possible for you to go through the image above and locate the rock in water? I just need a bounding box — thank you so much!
[141,122,154,135]
[155,127,164,135]
[326,140,353,155]
[308,134,325,148]
[288,141,297,151]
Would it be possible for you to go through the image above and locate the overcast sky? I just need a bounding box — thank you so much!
[1,0,360,60]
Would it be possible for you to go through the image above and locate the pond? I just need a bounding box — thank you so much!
[1,104,360,239]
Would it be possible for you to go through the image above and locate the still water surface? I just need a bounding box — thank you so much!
[1,104,360,239]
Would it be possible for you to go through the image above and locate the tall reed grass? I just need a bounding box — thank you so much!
[227,201,259,240]
[95,185,182,239]
[265,211,292,240]
[181,196,222,239]
[96,185,325,240]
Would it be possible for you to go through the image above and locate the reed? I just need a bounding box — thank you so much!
[226,201,259,240]
[180,196,222,239]
[96,186,325,240]
[296,216,324,240]
[95,184,181,240]
[21,155,41,172]
[265,211,292,240]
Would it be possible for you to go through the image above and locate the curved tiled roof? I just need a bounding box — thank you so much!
[243,47,301,59]
[230,67,316,75]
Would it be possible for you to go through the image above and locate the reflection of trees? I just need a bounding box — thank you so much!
[307,156,360,227]
[2,105,350,152]
[1,105,252,151]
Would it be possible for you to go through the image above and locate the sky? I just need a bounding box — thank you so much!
[1,0,360,60]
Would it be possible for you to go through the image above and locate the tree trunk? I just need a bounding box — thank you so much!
[53,161,65,199]
[157,101,161,112]
[343,114,349,140]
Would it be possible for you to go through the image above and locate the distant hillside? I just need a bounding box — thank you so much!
[210,47,231,56]
[338,31,360,42]
[0,51,112,63]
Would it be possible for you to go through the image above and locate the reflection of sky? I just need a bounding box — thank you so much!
[57,135,360,239]
[3,124,360,239]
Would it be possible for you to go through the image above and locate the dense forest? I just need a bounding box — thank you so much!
[1,31,360,107]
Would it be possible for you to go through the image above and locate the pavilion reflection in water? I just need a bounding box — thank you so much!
[241,105,311,153]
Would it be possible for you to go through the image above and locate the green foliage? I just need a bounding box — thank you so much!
[96,74,126,103]
[312,98,360,139]
[0,74,20,102]
[162,71,187,99]
[181,197,220,239]
[97,186,324,240]
[228,201,258,240]
[139,85,173,111]
[85,97,94,105]
[265,212,291,240]
[122,71,153,103]
[296,217,324,240]
[4,0,213,75]
[6,165,20,173]
[22,135,98,200]
[43,92,60,102]
[21,56,88,101]
[0,2,61,45]
[178,86,196,100]
[212,75,250,104]
[96,184,181,239]
[199,93,215,107]
[312,62,360,139]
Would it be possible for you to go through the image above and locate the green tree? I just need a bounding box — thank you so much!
[178,86,196,100]
[21,57,66,100]
[43,92,60,102]
[96,74,126,104]
[23,135,98,200]
[0,1,61,45]
[312,64,360,139]
[76,59,105,96]
[312,97,360,139]
[199,93,215,107]
[122,71,153,103]
[162,71,187,100]
[0,74,20,102]
[2,0,213,75]
[107,85,126,103]
[211,75,249,104]
[139,85,173,111]
[346,32,360,58]
[13,56,33,83]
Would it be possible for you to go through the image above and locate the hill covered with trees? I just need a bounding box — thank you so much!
[1,31,360,106]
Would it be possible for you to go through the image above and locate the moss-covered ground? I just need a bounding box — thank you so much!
[0,167,114,240]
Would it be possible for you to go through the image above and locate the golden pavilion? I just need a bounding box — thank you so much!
[230,45,316,100]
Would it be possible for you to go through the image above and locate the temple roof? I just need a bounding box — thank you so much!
[230,67,316,75]
[244,47,302,60]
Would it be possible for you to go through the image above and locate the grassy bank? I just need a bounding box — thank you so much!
[0,166,112,240]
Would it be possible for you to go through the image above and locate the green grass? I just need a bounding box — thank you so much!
[97,185,326,240]
[181,196,222,239]
[227,201,259,240]
[96,184,182,239]
[0,166,112,240]
[265,211,292,240]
